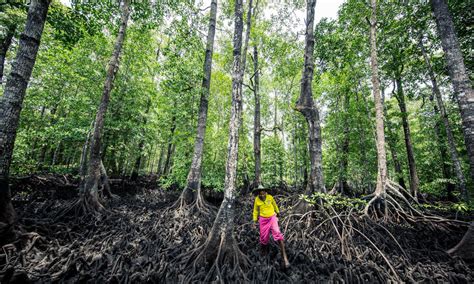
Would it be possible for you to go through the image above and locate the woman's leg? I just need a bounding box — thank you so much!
[259,217,271,245]
[270,215,290,268]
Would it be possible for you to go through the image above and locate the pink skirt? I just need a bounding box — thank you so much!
[259,214,284,245]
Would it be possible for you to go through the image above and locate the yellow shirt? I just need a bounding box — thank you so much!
[253,194,280,222]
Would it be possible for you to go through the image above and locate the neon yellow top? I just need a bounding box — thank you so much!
[253,194,280,222]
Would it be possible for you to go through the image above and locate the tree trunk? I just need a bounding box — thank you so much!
[181,0,217,204]
[51,140,61,166]
[0,0,50,228]
[78,124,93,192]
[163,114,176,178]
[82,0,130,212]
[100,159,114,199]
[394,78,420,200]
[156,145,165,178]
[131,139,145,181]
[420,37,467,200]
[198,0,245,264]
[0,27,16,84]
[295,0,325,194]
[384,106,407,190]
[431,0,474,182]
[131,98,151,181]
[338,93,351,195]
[240,0,253,77]
[292,119,298,187]
[433,102,456,200]
[252,44,262,190]
[447,222,474,260]
[369,0,387,197]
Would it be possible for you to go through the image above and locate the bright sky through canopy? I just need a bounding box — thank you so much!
[60,0,345,24]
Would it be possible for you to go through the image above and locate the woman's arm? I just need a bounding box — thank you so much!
[252,198,259,222]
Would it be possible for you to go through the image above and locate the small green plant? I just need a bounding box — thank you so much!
[300,192,367,211]
[451,202,471,213]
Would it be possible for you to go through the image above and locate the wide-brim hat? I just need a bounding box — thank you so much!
[252,184,267,194]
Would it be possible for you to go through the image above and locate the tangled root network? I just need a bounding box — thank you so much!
[1,187,472,283]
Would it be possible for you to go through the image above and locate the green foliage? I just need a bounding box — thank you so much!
[418,201,473,214]
[2,0,472,202]
[301,192,368,211]
[420,178,457,198]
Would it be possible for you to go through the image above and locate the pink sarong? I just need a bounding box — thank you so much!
[259,214,284,245]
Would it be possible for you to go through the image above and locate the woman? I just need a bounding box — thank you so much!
[252,189,290,268]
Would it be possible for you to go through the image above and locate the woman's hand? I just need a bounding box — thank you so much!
[252,222,257,230]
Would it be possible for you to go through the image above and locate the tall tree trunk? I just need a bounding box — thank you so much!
[394,78,420,200]
[0,27,16,84]
[131,139,145,181]
[369,0,387,198]
[0,0,50,230]
[163,114,176,177]
[181,0,217,204]
[82,0,130,212]
[198,0,245,264]
[292,119,298,187]
[433,102,456,199]
[338,93,351,195]
[384,106,407,190]
[252,44,261,189]
[78,124,93,192]
[240,0,253,76]
[131,98,151,181]
[100,159,114,199]
[295,0,325,194]
[420,37,468,200]
[431,0,474,182]
[156,145,165,178]
[51,140,61,166]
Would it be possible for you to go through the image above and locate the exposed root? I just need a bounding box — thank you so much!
[164,187,216,220]
[179,232,250,283]
[363,180,422,219]
[447,222,474,260]
[2,183,472,283]
[54,194,107,221]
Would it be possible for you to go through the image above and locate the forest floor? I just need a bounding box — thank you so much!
[1,174,473,283]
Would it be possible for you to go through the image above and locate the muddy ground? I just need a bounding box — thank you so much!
[0,175,473,283]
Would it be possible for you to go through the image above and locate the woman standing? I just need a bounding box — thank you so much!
[252,189,290,268]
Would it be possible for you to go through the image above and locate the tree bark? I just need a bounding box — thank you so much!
[252,44,261,188]
[447,222,474,260]
[433,102,456,200]
[240,0,253,75]
[200,0,244,261]
[384,105,407,190]
[79,123,93,192]
[420,37,468,200]
[100,159,114,199]
[0,27,16,84]
[338,93,351,195]
[431,0,474,182]
[0,0,50,227]
[82,0,130,211]
[181,0,217,203]
[131,98,151,181]
[156,145,165,177]
[369,0,387,197]
[163,114,176,177]
[394,78,420,200]
[295,0,325,194]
